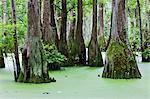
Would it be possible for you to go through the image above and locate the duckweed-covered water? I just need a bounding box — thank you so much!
[0,63,150,99]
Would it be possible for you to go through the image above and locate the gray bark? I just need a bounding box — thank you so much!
[20,0,51,83]
[75,0,86,65]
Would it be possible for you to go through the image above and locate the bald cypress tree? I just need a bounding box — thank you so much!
[20,0,51,83]
[0,49,5,68]
[102,0,141,79]
[88,0,103,67]
[75,0,86,65]
[10,0,21,81]
[59,0,68,57]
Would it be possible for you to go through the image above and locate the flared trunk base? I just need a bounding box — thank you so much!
[102,40,141,79]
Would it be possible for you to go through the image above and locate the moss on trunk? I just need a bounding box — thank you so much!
[102,40,142,79]
[102,0,142,79]
[19,0,52,83]
[98,35,106,51]
[21,38,51,83]
[88,39,103,67]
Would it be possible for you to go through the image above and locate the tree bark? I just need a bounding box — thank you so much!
[59,0,68,57]
[43,0,55,43]
[50,0,59,48]
[20,0,51,83]
[75,0,86,65]
[39,0,43,35]
[43,0,50,42]
[99,3,104,36]
[10,0,21,81]
[98,3,106,51]
[88,0,103,67]
[0,49,5,68]
[102,0,141,79]
[68,9,76,64]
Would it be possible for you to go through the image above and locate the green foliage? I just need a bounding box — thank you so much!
[0,24,14,52]
[128,27,140,51]
[103,2,112,40]
[0,0,27,53]
[43,43,67,64]
[143,47,150,58]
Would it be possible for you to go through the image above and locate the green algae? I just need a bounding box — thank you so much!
[0,63,150,99]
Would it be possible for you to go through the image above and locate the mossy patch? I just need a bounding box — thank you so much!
[102,40,141,79]
[142,46,150,62]
[28,75,51,84]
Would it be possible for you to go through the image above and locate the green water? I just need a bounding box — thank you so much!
[0,63,150,99]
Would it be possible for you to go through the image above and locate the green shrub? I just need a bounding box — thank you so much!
[42,43,67,64]
[143,47,150,58]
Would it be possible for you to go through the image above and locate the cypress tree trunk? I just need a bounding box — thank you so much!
[98,3,106,51]
[43,0,56,43]
[68,9,76,64]
[39,0,43,34]
[88,0,103,67]
[0,49,5,68]
[75,0,86,65]
[59,0,68,57]
[10,0,21,81]
[99,3,104,36]
[50,0,59,47]
[43,0,51,42]
[20,0,51,83]
[102,0,141,79]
